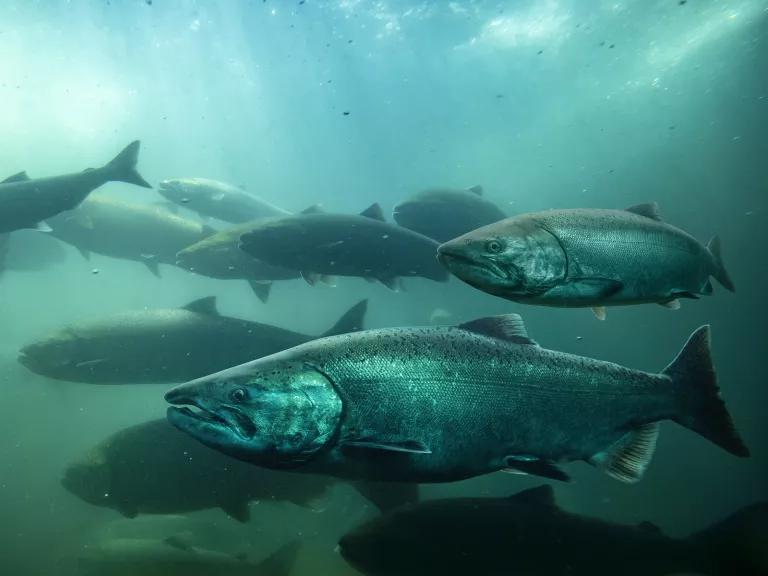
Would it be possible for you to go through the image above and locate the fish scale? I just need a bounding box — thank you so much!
[166,314,748,484]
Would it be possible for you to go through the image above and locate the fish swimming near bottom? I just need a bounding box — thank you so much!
[166,314,748,484]
[62,418,417,522]
[19,297,367,384]
[78,537,299,576]
[339,484,768,576]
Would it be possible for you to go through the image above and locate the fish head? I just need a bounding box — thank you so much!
[165,358,342,469]
[18,330,94,380]
[156,179,192,204]
[437,217,566,298]
[238,218,304,261]
[174,242,209,272]
[392,198,430,229]
[61,456,114,508]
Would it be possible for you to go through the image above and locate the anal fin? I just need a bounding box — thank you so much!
[503,456,570,481]
[248,280,272,303]
[589,423,659,483]
[591,306,607,321]
[658,299,680,310]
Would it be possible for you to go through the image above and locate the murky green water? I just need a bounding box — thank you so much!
[0,1,766,575]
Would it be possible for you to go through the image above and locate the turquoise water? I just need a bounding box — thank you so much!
[0,1,766,574]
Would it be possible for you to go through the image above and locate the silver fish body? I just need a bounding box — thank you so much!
[165,314,748,484]
[438,204,734,309]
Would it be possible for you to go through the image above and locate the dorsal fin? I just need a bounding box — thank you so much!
[2,171,30,184]
[458,314,537,345]
[360,203,385,221]
[637,521,663,534]
[182,296,219,315]
[467,185,483,196]
[509,485,556,506]
[301,204,324,215]
[625,202,662,221]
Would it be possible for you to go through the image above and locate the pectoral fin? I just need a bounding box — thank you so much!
[143,260,161,278]
[658,298,680,310]
[591,306,607,321]
[503,455,570,481]
[571,277,623,297]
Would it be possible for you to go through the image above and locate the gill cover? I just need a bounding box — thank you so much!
[166,361,343,469]
[440,218,567,296]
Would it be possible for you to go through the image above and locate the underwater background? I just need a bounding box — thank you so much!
[0,0,766,574]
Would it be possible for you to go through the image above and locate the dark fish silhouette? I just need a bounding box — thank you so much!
[0,140,150,233]
[393,185,506,242]
[339,485,768,576]
[238,204,448,289]
[62,418,417,522]
[19,297,367,384]
[79,538,299,576]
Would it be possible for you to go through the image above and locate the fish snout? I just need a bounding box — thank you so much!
[164,383,198,406]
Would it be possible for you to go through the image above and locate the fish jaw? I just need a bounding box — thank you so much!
[165,382,260,463]
[436,241,512,291]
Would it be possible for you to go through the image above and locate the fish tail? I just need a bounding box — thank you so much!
[322,299,368,337]
[707,236,735,292]
[664,325,749,457]
[103,141,151,188]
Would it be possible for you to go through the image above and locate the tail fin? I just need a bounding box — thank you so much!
[707,236,735,292]
[103,141,151,188]
[664,325,749,457]
[691,501,768,576]
[322,299,368,337]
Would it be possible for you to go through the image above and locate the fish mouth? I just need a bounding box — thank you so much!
[436,246,506,280]
[166,394,257,440]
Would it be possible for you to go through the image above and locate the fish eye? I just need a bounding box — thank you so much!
[229,388,248,404]
[486,239,503,253]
